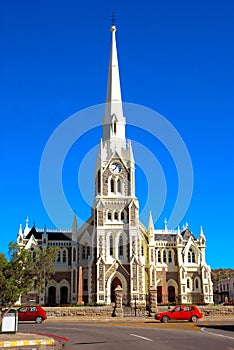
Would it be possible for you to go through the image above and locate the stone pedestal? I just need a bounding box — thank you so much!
[112,285,123,317]
[149,286,158,316]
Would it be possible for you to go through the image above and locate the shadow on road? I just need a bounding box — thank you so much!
[198,325,234,332]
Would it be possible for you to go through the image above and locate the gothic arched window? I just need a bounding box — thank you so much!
[82,246,86,260]
[73,248,76,262]
[110,236,114,256]
[188,248,196,263]
[121,211,125,221]
[97,170,101,194]
[113,121,117,134]
[119,236,123,257]
[157,250,161,263]
[110,178,115,193]
[107,212,112,221]
[168,250,172,263]
[56,250,61,262]
[117,179,121,193]
[163,250,167,263]
[188,250,191,263]
[87,246,90,258]
[62,249,67,263]
[114,212,118,221]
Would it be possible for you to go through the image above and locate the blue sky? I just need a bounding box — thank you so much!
[1,0,233,268]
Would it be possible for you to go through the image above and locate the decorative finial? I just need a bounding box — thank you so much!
[110,10,116,32]
[164,217,168,231]
[111,9,116,26]
[200,226,204,236]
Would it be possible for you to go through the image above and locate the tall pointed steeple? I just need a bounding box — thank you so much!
[105,26,123,117]
[103,25,126,145]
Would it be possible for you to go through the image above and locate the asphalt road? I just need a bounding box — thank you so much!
[19,318,234,350]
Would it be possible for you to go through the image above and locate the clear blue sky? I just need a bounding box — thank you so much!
[1,0,233,268]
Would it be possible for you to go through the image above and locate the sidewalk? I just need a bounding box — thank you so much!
[0,332,54,348]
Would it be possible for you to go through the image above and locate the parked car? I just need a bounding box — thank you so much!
[18,306,47,324]
[155,305,202,323]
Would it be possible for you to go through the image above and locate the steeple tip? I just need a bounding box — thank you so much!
[111,9,116,29]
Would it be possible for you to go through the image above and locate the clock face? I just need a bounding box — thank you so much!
[110,163,122,173]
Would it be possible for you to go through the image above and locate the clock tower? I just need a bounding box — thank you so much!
[92,25,146,305]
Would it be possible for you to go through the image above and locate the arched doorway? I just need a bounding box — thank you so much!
[168,286,176,302]
[157,286,162,303]
[60,286,68,305]
[111,277,122,302]
[48,286,56,306]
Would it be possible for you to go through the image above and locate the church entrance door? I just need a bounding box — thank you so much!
[168,286,176,302]
[111,277,122,303]
[157,286,162,303]
[48,286,56,306]
[60,286,68,305]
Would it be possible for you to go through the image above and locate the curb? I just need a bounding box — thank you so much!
[0,337,54,348]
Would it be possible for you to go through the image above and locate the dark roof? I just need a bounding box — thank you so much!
[154,234,176,242]
[25,227,41,240]
[25,227,71,241]
[181,229,196,240]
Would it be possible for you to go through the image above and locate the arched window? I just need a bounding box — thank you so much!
[110,236,113,256]
[114,212,118,221]
[87,246,90,258]
[168,250,172,263]
[73,248,76,262]
[117,179,121,193]
[187,279,191,289]
[141,245,144,256]
[195,278,199,290]
[113,121,117,134]
[163,250,167,263]
[188,248,196,263]
[110,178,115,193]
[121,211,125,221]
[97,170,101,194]
[62,250,67,263]
[57,250,61,262]
[157,250,161,263]
[82,246,86,260]
[107,212,112,221]
[188,250,191,263]
[119,236,123,257]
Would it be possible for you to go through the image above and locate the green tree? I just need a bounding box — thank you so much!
[0,242,58,324]
[32,246,59,297]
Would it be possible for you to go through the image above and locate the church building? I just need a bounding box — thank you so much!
[17,24,213,307]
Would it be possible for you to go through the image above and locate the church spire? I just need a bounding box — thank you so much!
[103,24,126,144]
[105,25,123,119]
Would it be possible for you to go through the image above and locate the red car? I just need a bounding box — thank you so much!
[18,306,47,324]
[155,305,202,323]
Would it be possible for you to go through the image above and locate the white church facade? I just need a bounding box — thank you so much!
[17,25,213,307]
